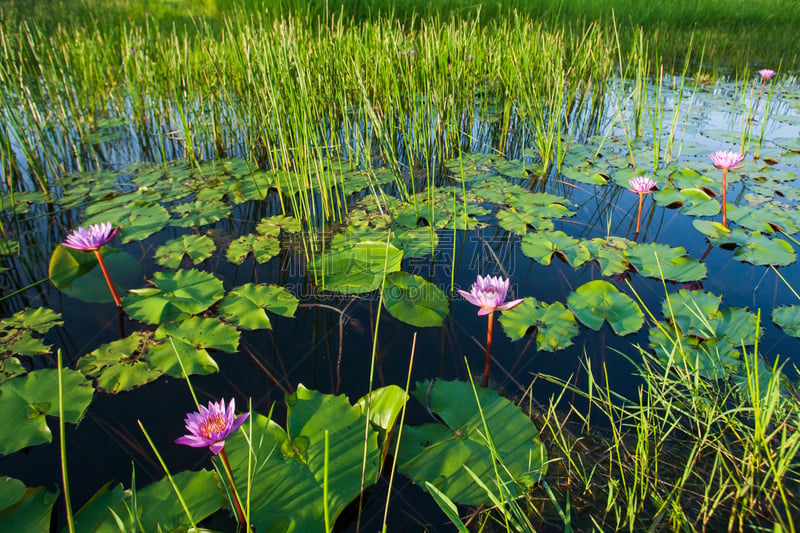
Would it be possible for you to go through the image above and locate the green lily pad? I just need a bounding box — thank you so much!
[521,230,590,267]
[225,233,280,265]
[219,283,299,330]
[123,269,225,325]
[624,242,707,282]
[692,220,749,247]
[76,332,163,393]
[499,297,579,351]
[733,234,796,266]
[155,317,240,353]
[383,272,449,328]
[0,478,57,532]
[585,237,632,276]
[496,209,554,234]
[567,280,643,336]
[0,368,94,455]
[393,227,439,258]
[154,234,216,269]
[662,289,721,339]
[96,470,224,531]
[71,482,126,533]
[0,308,62,360]
[648,327,740,380]
[49,245,142,304]
[397,379,547,506]
[772,306,800,337]
[312,240,403,294]
[119,203,171,243]
[653,186,720,216]
[225,385,404,532]
[171,199,231,228]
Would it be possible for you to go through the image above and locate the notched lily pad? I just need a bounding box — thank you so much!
[567,280,643,336]
[499,297,578,351]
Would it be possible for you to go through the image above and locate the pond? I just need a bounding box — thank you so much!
[2,65,800,531]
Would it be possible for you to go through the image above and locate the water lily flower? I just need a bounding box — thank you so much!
[62,222,122,306]
[628,176,657,235]
[758,69,776,80]
[176,398,249,528]
[710,150,745,227]
[176,398,249,455]
[457,275,523,317]
[458,275,522,387]
[63,222,118,252]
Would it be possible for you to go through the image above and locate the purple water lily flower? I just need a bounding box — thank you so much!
[457,275,523,316]
[709,151,745,228]
[63,222,118,252]
[176,398,249,455]
[758,69,776,80]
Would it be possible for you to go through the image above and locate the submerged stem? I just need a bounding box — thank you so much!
[635,192,644,234]
[721,167,728,227]
[483,311,494,388]
[93,249,122,307]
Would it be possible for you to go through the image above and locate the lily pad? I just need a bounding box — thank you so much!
[76,332,163,393]
[732,234,796,266]
[155,317,240,353]
[383,272,449,328]
[49,246,142,304]
[0,308,62,360]
[648,326,740,380]
[567,280,643,336]
[773,306,800,337]
[219,283,299,330]
[312,240,403,294]
[662,289,721,339]
[123,269,225,325]
[225,233,280,265]
[624,242,707,282]
[396,379,547,506]
[521,230,591,267]
[0,478,57,532]
[154,234,216,269]
[0,368,94,455]
[499,297,579,351]
[225,385,404,532]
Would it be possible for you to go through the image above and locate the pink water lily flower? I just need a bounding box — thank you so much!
[63,222,119,252]
[758,69,776,80]
[628,176,657,235]
[457,275,523,316]
[176,398,249,455]
[709,150,745,170]
[709,150,745,227]
[628,176,657,195]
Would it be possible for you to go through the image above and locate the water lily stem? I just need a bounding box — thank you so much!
[483,311,494,387]
[635,192,644,234]
[721,168,728,227]
[219,449,248,531]
[93,249,122,307]
[57,349,76,533]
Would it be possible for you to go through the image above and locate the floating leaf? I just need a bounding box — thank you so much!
[0,478,57,532]
[96,470,224,531]
[567,280,643,336]
[496,209,554,234]
[397,379,547,506]
[154,234,215,269]
[0,308,62,359]
[521,231,590,267]
[499,297,578,351]
[393,227,439,258]
[0,369,94,455]
[77,332,162,393]
[49,246,142,304]
[733,234,796,266]
[155,317,240,353]
[662,289,721,339]
[219,283,298,330]
[773,306,800,337]
[649,327,740,379]
[312,241,403,294]
[225,233,280,265]
[225,385,399,532]
[171,199,231,228]
[383,272,449,328]
[624,242,707,282]
[123,269,224,325]
[119,203,170,243]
